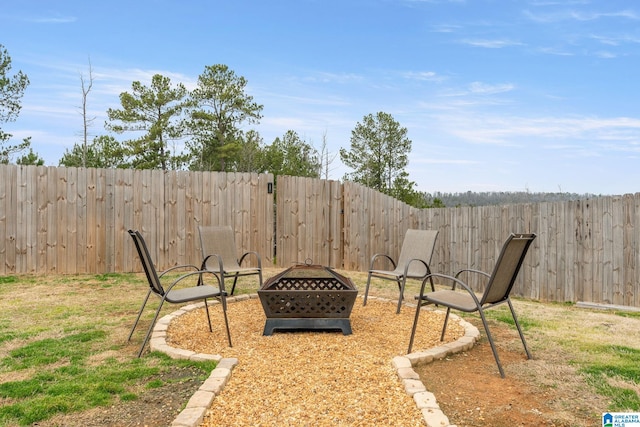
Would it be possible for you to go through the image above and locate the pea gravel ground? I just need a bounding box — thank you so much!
[168,296,464,427]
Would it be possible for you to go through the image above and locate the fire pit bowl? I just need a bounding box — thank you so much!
[258,264,358,335]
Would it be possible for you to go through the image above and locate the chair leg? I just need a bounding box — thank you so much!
[230,273,239,295]
[478,308,505,378]
[203,298,213,332]
[137,298,166,358]
[128,290,152,341]
[407,300,423,354]
[508,299,533,360]
[363,273,373,306]
[407,276,436,354]
[396,277,406,314]
[439,307,452,341]
[221,296,232,347]
[219,274,227,299]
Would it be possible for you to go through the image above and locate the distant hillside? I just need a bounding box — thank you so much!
[422,191,602,208]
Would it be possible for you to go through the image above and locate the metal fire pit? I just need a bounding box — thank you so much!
[258,263,358,335]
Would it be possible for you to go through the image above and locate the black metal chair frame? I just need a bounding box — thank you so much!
[408,233,536,377]
[198,225,263,296]
[127,229,232,357]
[363,229,439,314]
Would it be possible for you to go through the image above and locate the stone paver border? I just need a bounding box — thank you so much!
[150,294,479,427]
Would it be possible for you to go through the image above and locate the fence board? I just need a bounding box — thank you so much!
[45,167,58,273]
[15,167,27,273]
[86,168,96,273]
[1,167,17,274]
[634,194,640,307]
[77,167,88,273]
[65,168,78,274]
[623,194,636,305]
[612,196,625,305]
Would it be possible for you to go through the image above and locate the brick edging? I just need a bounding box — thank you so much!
[151,294,478,427]
[149,295,256,427]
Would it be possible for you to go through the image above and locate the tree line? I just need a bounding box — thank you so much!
[1,44,430,206]
[424,190,600,207]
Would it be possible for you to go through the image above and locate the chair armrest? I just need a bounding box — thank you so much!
[369,253,396,271]
[403,258,432,278]
[239,251,262,269]
[454,268,490,292]
[200,253,225,273]
[159,264,200,279]
[454,268,490,280]
[163,269,226,294]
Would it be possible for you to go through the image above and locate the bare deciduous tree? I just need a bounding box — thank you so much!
[79,57,95,168]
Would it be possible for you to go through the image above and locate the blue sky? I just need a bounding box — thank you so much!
[2,0,640,195]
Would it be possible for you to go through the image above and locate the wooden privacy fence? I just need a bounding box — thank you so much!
[0,165,274,274]
[2,165,640,308]
[276,176,640,308]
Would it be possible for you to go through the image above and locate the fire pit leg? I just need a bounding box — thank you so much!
[262,318,352,336]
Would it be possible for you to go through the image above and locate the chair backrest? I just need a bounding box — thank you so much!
[128,230,165,296]
[397,229,439,277]
[480,233,536,305]
[198,225,240,271]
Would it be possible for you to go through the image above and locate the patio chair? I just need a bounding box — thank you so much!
[363,229,439,314]
[407,233,536,378]
[127,230,231,357]
[198,225,263,295]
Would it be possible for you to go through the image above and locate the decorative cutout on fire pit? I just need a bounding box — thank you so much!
[258,264,358,335]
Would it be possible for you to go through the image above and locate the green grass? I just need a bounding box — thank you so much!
[0,272,223,426]
[578,344,640,410]
[3,329,106,369]
[486,309,541,330]
[0,349,216,425]
[612,310,640,320]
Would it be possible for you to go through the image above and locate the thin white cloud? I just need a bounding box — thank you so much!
[23,14,77,24]
[261,116,307,131]
[590,33,640,46]
[402,71,446,82]
[528,1,589,6]
[18,54,197,92]
[255,89,351,108]
[537,46,575,56]
[412,158,478,165]
[591,35,621,46]
[524,9,640,24]
[431,23,461,33]
[468,82,515,95]
[302,71,364,85]
[594,51,617,59]
[94,67,196,88]
[435,82,515,99]
[459,38,523,48]
[403,0,466,4]
[440,115,640,152]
